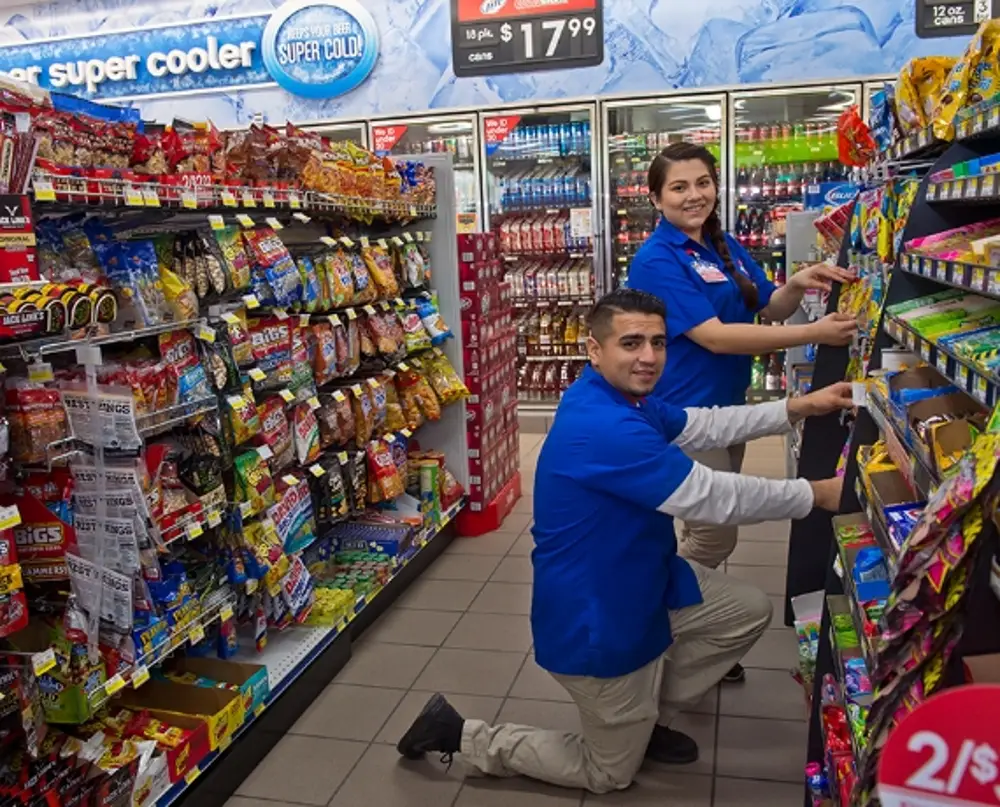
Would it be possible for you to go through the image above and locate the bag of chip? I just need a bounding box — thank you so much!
[213,227,252,291]
[351,383,375,443]
[362,245,399,298]
[400,307,432,353]
[325,250,354,307]
[367,439,405,502]
[258,397,293,469]
[381,373,406,432]
[293,401,321,464]
[311,321,340,385]
[349,251,377,303]
[225,391,261,445]
[160,266,199,321]
[424,352,470,405]
[234,449,275,516]
[416,296,453,346]
[344,449,368,513]
[224,308,254,367]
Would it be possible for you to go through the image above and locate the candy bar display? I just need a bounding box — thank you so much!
[482,109,598,354]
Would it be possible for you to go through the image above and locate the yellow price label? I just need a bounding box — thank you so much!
[143,188,161,207]
[195,324,216,343]
[221,191,238,207]
[221,311,240,325]
[363,304,377,315]
[403,232,414,243]
[207,510,222,528]
[345,308,358,320]
[279,388,296,403]
[309,464,326,478]
[185,768,201,785]
[265,216,283,230]
[289,193,302,209]
[273,308,289,320]
[282,474,299,486]
[0,505,21,531]
[181,192,198,209]
[307,395,321,410]
[243,294,261,310]
[131,665,150,688]
[28,362,54,383]
[254,704,265,718]
[125,186,144,206]
[333,390,346,402]
[186,522,204,540]
[391,236,404,247]
[320,236,337,246]
[220,604,235,621]
[360,236,370,248]
[237,213,255,228]
[377,238,389,248]
[249,367,267,381]
[246,578,259,594]
[337,451,349,464]
[209,214,226,231]
[340,236,355,248]
[263,193,276,208]
[33,180,56,201]
[188,624,206,644]
[300,314,311,327]
[241,191,257,208]
[31,648,56,676]
[105,674,126,695]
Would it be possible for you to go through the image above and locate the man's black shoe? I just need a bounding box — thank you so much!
[722,663,746,683]
[645,725,699,765]
[396,693,464,760]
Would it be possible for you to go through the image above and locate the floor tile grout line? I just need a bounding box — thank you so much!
[710,682,721,806]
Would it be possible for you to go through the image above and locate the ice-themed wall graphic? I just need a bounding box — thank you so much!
[0,0,973,127]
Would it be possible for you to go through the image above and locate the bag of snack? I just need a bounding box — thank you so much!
[362,245,399,298]
[349,251,377,303]
[234,449,275,516]
[293,401,321,464]
[367,439,405,502]
[416,296,453,346]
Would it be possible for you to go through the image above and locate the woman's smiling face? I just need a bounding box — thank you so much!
[649,158,717,235]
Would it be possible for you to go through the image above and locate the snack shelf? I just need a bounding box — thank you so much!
[833,540,878,675]
[877,124,945,164]
[30,175,437,222]
[956,97,1000,141]
[925,171,1000,203]
[136,396,219,439]
[884,314,1000,407]
[897,250,1000,300]
[85,588,238,715]
[826,595,870,764]
[153,497,465,807]
[852,479,900,577]
[0,318,206,361]
[865,389,937,500]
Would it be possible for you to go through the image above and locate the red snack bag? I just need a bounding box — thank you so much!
[257,397,293,469]
[367,439,405,502]
[837,106,876,167]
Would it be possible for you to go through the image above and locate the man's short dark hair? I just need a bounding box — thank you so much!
[587,289,666,342]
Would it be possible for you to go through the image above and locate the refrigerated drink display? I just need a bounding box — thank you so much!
[482,106,598,407]
[604,98,724,287]
[303,122,369,148]
[370,116,481,231]
[731,87,858,288]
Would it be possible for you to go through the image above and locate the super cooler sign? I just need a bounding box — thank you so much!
[450,0,604,77]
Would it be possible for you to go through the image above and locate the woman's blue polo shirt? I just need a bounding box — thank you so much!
[530,366,703,679]
[625,218,776,408]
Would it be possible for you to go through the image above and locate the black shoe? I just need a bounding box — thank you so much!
[645,725,699,765]
[397,693,465,760]
[722,663,746,683]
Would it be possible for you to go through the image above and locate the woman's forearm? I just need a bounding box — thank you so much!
[760,284,804,322]
[689,320,816,355]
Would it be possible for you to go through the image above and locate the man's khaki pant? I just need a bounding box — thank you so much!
[680,443,747,569]
[458,562,772,794]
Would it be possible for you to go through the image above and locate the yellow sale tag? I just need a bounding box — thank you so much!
[346,308,358,320]
[265,216,283,230]
[337,451,349,464]
[377,238,389,248]
[209,214,226,231]
[333,390,346,402]
[366,377,379,389]
[254,704,265,718]
[385,433,396,443]
[219,734,232,752]
[241,191,257,208]
[391,236,404,247]
[300,314,311,327]
[282,474,299,486]
[263,193,276,208]
[246,578,259,594]
[207,510,222,528]
[237,213,255,228]
[195,324,216,343]
[106,674,126,695]
[363,304,377,315]
[125,186,144,206]
[279,388,295,403]
[28,363,54,383]
[360,236,370,248]
[340,236,355,247]
[416,232,425,242]
[31,648,56,676]
[403,232,414,243]
[243,294,260,309]
[220,604,234,621]
[401,428,413,438]
[289,193,302,209]
[186,522,204,540]
[249,368,267,381]
[273,308,289,320]
[188,624,206,644]
[309,464,326,478]
[143,188,161,207]
[185,768,200,786]
[221,191,237,207]
[221,312,240,325]
[320,236,337,246]
[398,361,410,372]
[33,180,55,201]
[307,396,321,410]
[131,665,150,688]
[181,192,198,209]
[0,505,21,531]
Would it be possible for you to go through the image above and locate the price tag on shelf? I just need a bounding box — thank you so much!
[31,648,56,676]
[236,213,255,228]
[299,314,311,327]
[920,342,931,361]
[195,324,216,343]
[248,367,267,382]
[391,236,404,247]
[256,445,274,461]
[878,685,1000,807]
[333,390,346,402]
[973,266,987,289]
[33,180,55,201]
[131,665,150,688]
[273,308,289,321]
[221,191,237,207]
[377,238,388,248]
[307,396,321,410]
[363,304,377,315]
[243,294,261,310]
[221,311,240,325]
[985,175,997,198]
[309,463,326,478]
[279,388,296,403]
[967,178,981,199]
[184,768,201,786]
[181,191,198,209]
[340,236,355,248]
[246,578,258,594]
[345,308,358,320]
[289,193,302,209]
[142,188,161,207]
[976,375,989,402]
[282,473,299,486]
[265,216,283,230]
[989,271,1000,297]
[0,505,21,532]
[263,192,276,208]
[935,261,947,281]
[241,191,257,208]
[415,231,425,242]
[927,183,939,201]
[320,236,337,246]
[992,107,1000,127]
[337,451,349,464]
[293,212,311,223]
[105,674,126,695]
[937,353,948,374]
[220,604,235,621]
[360,236,370,248]
[219,734,232,752]
[186,522,204,540]
[125,185,144,206]
[28,362,53,383]
[207,510,222,528]
[209,214,226,231]
[958,365,971,388]
[188,624,206,644]
[402,232,414,243]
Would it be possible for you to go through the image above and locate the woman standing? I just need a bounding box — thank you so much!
[625,142,856,681]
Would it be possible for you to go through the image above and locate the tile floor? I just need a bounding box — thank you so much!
[230,434,808,807]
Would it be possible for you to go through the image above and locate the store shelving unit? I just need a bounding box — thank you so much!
[799,112,1000,806]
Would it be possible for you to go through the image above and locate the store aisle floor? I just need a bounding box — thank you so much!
[228,434,807,807]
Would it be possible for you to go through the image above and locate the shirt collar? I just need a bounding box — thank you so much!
[655,216,698,248]
[581,365,644,408]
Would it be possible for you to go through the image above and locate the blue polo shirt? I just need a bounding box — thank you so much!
[625,218,776,408]
[530,366,703,679]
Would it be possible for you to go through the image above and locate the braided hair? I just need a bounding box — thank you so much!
[647,142,759,311]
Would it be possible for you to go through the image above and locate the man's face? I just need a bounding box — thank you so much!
[587,311,667,398]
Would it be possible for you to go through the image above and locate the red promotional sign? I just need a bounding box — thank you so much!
[879,685,1000,807]
[483,116,521,145]
[371,125,407,156]
[455,0,597,22]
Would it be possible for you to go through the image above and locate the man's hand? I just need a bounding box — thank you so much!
[809,477,844,512]
[787,381,854,422]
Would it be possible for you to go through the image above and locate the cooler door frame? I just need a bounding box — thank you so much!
[477,100,601,290]
[600,92,727,292]
[726,82,864,237]
[299,120,370,148]
[367,112,484,226]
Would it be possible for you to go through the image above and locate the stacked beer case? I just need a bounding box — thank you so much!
[456,233,522,535]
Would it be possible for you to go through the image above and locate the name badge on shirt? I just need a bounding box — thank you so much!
[691,258,727,284]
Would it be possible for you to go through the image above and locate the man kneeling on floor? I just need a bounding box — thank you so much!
[397,288,848,793]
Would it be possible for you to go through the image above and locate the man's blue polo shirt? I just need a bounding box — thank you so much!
[530,366,703,679]
[625,218,776,408]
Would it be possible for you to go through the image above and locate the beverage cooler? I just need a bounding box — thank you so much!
[301,121,369,147]
[480,103,599,409]
[729,84,860,400]
[602,94,726,289]
[369,114,482,232]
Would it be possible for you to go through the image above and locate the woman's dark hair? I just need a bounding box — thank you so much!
[647,142,759,310]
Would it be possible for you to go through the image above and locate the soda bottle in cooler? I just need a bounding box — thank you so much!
[761,165,774,199]
[735,209,750,246]
[553,213,567,252]
[541,214,555,254]
[769,123,781,141]
[576,174,590,205]
[736,165,750,200]
[774,165,788,200]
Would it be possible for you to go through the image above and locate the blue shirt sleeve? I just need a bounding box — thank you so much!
[641,397,689,442]
[628,246,719,340]
[728,237,776,312]
[569,411,694,510]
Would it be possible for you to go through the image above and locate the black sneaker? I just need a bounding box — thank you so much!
[645,725,699,765]
[397,693,465,760]
[722,663,746,683]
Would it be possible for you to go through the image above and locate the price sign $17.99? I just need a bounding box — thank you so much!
[451,0,604,78]
[878,685,1000,806]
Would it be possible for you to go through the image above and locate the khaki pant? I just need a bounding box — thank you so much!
[680,443,747,569]
[459,562,772,794]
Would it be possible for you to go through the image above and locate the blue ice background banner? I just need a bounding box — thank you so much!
[0,0,969,127]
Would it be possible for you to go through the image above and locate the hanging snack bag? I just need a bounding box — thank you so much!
[416,296,453,345]
[341,314,361,375]
[224,308,254,367]
[311,321,340,385]
[425,352,470,405]
[120,241,169,326]
[225,390,260,446]
[159,330,210,404]
[333,389,355,444]
[896,56,957,133]
[213,227,252,291]
[160,266,199,321]
[870,84,897,152]
[367,310,403,359]
[234,449,275,516]
[400,307,432,353]
[382,374,406,432]
[289,325,316,398]
[367,439,405,502]
[318,458,350,523]
[199,234,228,296]
[349,251,377,304]
[344,449,368,514]
[351,384,375,443]
[258,397,294,469]
[296,256,321,313]
[368,378,387,435]
[249,317,294,390]
[398,366,441,422]
[362,244,399,298]
[203,331,240,392]
[326,250,355,307]
[293,401,321,464]
[244,228,302,309]
[313,251,332,310]
[398,242,428,289]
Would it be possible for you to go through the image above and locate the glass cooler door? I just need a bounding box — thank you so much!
[602,94,726,289]
[729,84,860,400]
[369,114,482,232]
[479,103,598,409]
[302,121,369,148]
